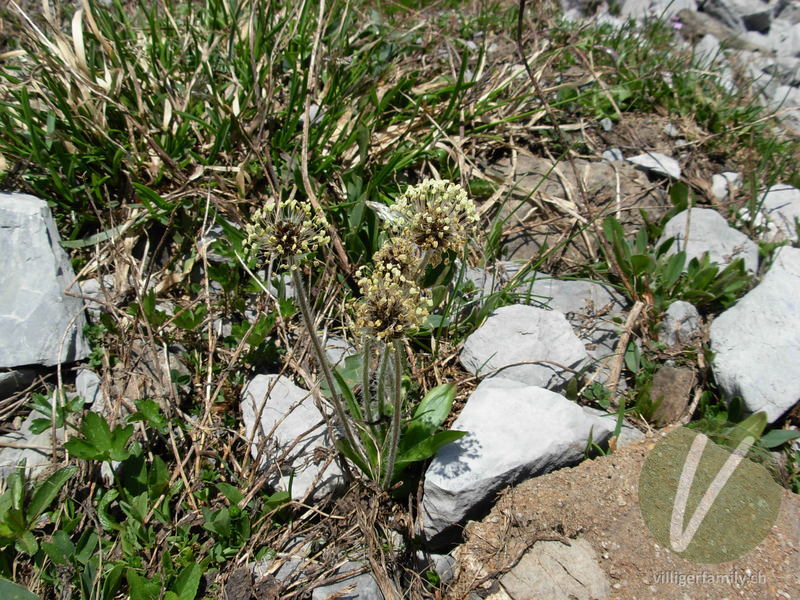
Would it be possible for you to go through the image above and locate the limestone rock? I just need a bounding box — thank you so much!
[711,172,742,201]
[657,208,759,273]
[659,300,702,347]
[0,408,63,481]
[500,538,610,600]
[460,305,588,392]
[0,368,39,400]
[0,194,89,368]
[323,336,355,366]
[710,246,800,422]
[512,274,627,381]
[421,378,615,545]
[627,152,681,180]
[241,374,344,499]
[759,183,800,242]
[310,561,383,600]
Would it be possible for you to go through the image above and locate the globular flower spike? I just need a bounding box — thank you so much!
[372,236,421,280]
[245,196,330,269]
[391,179,479,255]
[353,264,430,341]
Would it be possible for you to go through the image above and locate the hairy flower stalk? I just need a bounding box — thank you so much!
[289,264,366,466]
[382,339,404,489]
[247,195,365,465]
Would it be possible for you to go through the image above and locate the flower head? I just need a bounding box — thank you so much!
[353,264,430,341]
[391,179,479,254]
[245,197,330,268]
[372,236,422,280]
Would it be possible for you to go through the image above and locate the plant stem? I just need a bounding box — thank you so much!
[289,262,365,464]
[375,341,390,419]
[360,335,376,434]
[382,338,404,489]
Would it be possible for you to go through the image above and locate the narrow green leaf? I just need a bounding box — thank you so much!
[412,384,456,433]
[395,430,467,469]
[760,429,800,449]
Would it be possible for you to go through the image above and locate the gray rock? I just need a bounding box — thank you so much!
[757,17,800,56]
[602,148,624,162]
[659,300,702,346]
[702,0,772,32]
[663,122,680,137]
[616,423,646,446]
[452,266,505,313]
[619,0,696,20]
[763,55,800,86]
[241,374,344,500]
[75,369,105,413]
[0,194,90,368]
[252,555,306,583]
[511,274,627,379]
[599,117,613,132]
[711,172,742,201]
[311,561,383,600]
[694,33,722,68]
[77,276,115,320]
[582,407,645,448]
[758,183,800,242]
[0,407,62,481]
[770,85,800,131]
[0,368,38,399]
[657,208,759,273]
[627,152,681,180]
[710,246,800,422]
[460,305,588,392]
[323,336,356,366]
[415,551,456,584]
[421,378,615,544]
[500,538,610,600]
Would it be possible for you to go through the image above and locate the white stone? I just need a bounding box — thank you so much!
[460,305,588,391]
[619,0,696,20]
[501,538,611,600]
[0,368,38,399]
[758,184,800,242]
[711,172,742,201]
[421,378,615,543]
[323,336,355,366]
[0,408,63,481]
[657,208,759,273]
[659,300,702,347]
[511,275,627,378]
[710,247,800,422]
[75,369,105,413]
[0,194,90,368]
[241,374,344,500]
[695,34,722,68]
[627,152,681,180]
[602,148,624,162]
[311,561,383,600]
